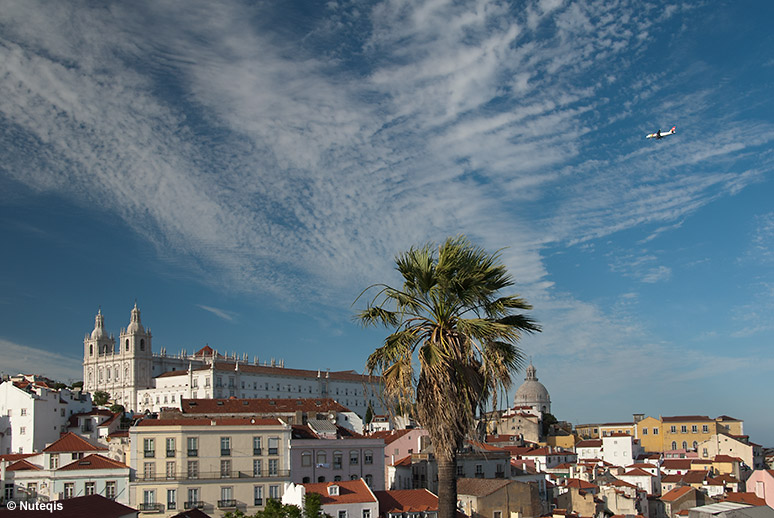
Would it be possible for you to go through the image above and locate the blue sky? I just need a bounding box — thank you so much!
[1,1,773,445]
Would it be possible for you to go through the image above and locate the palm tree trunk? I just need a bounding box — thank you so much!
[437,453,457,518]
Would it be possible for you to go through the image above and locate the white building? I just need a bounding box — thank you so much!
[601,433,644,467]
[0,379,91,454]
[283,479,378,518]
[82,305,385,419]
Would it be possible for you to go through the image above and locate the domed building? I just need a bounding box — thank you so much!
[513,361,551,415]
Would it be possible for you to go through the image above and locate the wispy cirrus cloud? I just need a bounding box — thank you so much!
[196,305,238,322]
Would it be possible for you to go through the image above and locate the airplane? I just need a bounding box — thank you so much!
[646,126,676,139]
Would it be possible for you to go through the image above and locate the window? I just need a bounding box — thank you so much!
[167,489,177,510]
[333,451,343,469]
[220,486,235,507]
[144,438,156,458]
[166,461,176,479]
[254,459,262,477]
[166,438,176,457]
[317,452,327,466]
[50,454,59,469]
[350,451,359,465]
[81,481,94,495]
[269,459,278,476]
[654,428,659,435]
[187,437,198,456]
[254,485,264,506]
[268,437,279,455]
[187,460,199,479]
[475,464,484,477]
[364,474,373,487]
[144,462,156,480]
[254,436,262,455]
[335,476,342,482]
[456,465,465,477]
[64,483,75,498]
[364,451,373,465]
[681,425,687,433]
[143,489,156,505]
[363,510,371,518]
[691,425,698,433]
[692,441,698,449]
[20,408,27,416]
[302,452,312,467]
[702,424,709,433]
[269,485,280,500]
[682,441,688,450]
[221,459,232,478]
[671,441,677,450]
[703,448,709,457]
[221,436,231,456]
[642,427,648,435]
[19,427,25,435]
[670,425,677,433]
[27,483,38,498]
[105,481,117,500]
[494,512,502,518]
[187,488,200,508]
[339,511,348,518]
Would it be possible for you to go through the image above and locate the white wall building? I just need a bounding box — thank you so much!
[0,380,91,454]
[601,433,644,468]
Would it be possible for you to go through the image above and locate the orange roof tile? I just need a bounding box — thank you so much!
[722,493,767,506]
[303,479,377,505]
[42,432,107,452]
[181,397,350,414]
[661,486,695,502]
[6,459,41,471]
[58,453,129,471]
[374,489,438,513]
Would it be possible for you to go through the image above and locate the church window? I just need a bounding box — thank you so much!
[140,339,145,351]
[107,369,111,381]
[90,344,93,355]
[126,339,129,351]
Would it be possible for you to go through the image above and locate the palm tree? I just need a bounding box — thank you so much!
[356,236,540,518]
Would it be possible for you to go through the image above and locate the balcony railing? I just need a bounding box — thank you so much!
[221,449,231,456]
[188,449,198,457]
[185,501,205,509]
[135,469,291,482]
[144,450,155,458]
[138,503,164,512]
[254,448,262,455]
[166,450,176,458]
[218,499,237,508]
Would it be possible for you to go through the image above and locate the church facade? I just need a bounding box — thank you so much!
[82,305,385,418]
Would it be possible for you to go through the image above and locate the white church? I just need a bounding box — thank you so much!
[82,304,385,417]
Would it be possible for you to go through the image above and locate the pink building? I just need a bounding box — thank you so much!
[369,429,429,490]
[746,469,774,508]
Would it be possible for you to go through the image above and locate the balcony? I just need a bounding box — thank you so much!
[221,449,231,456]
[166,450,176,458]
[218,500,237,508]
[187,449,198,457]
[254,448,262,455]
[185,501,205,509]
[138,503,164,513]
[135,470,291,482]
[144,450,155,458]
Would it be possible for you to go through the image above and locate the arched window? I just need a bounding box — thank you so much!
[98,368,103,382]
[89,344,93,355]
[671,441,677,450]
[302,452,312,467]
[682,441,688,450]
[140,339,145,351]
[125,367,130,381]
[106,369,111,381]
[316,452,327,466]
[317,476,325,483]
[364,474,373,487]
[88,370,93,385]
[303,477,310,483]
[692,441,698,449]
[115,367,120,381]
[125,339,129,351]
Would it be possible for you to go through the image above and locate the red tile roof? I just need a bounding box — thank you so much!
[369,429,425,445]
[391,455,412,467]
[42,432,107,452]
[660,486,695,502]
[713,455,742,463]
[662,416,712,422]
[0,453,36,462]
[565,479,598,490]
[5,459,41,471]
[303,479,377,505]
[58,453,129,471]
[622,468,654,477]
[135,417,283,427]
[181,398,349,414]
[374,489,438,513]
[722,492,767,506]
[576,440,602,448]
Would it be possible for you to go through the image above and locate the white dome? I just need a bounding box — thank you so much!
[513,362,551,413]
[90,310,107,339]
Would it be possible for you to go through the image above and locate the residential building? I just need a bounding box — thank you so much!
[0,494,138,518]
[746,469,774,509]
[697,434,763,470]
[636,416,734,454]
[601,433,644,467]
[574,439,602,461]
[289,420,385,489]
[660,486,706,518]
[283,479,379,518]
[457,477,543,518]
[369,428,429,490]
[0,379,91,454]
[128,416,291,516]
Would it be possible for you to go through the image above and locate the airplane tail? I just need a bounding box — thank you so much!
[671,126,676,132]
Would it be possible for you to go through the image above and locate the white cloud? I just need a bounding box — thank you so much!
[0,338,83,383]
[196,305,237,322]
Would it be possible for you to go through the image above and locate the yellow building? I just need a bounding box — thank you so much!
[634,416,663,452]
[634,415,740,453]
[129,416,291,517]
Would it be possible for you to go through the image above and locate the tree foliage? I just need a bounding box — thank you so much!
[93,390,110,406]
[356,236,540,518]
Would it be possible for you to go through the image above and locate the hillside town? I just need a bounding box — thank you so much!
[1,306,773,518]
